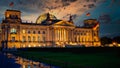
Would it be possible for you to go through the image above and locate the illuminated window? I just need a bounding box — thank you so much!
[75,37,77,42]
[33,31,36,34]
[74,32,76,35]
[10,28,16,34]
[23,45,25,48]
[83,38,85,42]
[22,30,26,34]
[28,45,31,47]
[28,36,31,42]
[11,37,15,42]
[78,37,80,42]
[28,31,30,34]
[43,36,45,42]
[22,36,26,42]
[38,36,40,42]
[81,33,83,35]
[12,45,16,48]
[38,31,40,34]
[94,38,98,41]
[33,36,36,41]
[10,15,18,19]
[84,33,86,35]
[43,31,45,34]
[34,45,36,47]
[94,32,97,36]
[81,38,83,42]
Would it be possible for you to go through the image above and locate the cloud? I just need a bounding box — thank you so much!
[21,14,38,23]
[0,0,120,37]
[0,0,104,23]
[17,0,102,22]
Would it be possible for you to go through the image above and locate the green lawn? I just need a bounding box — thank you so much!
[13,51,120,68]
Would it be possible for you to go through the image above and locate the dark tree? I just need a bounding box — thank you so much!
[112,36,120,43]
[100,37,112,46]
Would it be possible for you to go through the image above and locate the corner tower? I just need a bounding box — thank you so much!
[1,9,21,48]
[4,9,21,23]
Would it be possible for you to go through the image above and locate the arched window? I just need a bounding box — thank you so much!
[38,31,40,34]
[33,31,36,34]
[43,31,45,34]
[22,30,26,34]
[28,31,30,34]
[10,28,16,34]
[28,36,31,42]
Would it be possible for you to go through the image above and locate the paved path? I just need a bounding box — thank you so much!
[0,52,21,68]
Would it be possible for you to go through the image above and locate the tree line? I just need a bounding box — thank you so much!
[100,36,120,46]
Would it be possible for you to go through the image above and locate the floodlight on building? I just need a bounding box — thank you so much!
[28,45,31,47]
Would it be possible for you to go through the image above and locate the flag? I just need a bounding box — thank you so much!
[94,22,99,27]
[93,22,99,30]
[86,12,90,16]
[9,2,14,7]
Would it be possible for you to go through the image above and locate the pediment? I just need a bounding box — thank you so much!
[53,21,74,26]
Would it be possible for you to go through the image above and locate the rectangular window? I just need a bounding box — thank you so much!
[33,36,36,42]
[28,36,31,42]
[22,36,26,42]
[43,31,45,34]
[22,30,26,34]
[38,36,40,42]
[10,28,17,34]
[12,37,15,42]
[43,36,45,42]
[94,32,97,36]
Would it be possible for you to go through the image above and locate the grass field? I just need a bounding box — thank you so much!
[12,48,120,68]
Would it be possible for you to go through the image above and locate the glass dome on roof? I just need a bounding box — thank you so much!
[36,13,57,24]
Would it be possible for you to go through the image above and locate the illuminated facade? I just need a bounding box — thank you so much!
[0,9,100,48]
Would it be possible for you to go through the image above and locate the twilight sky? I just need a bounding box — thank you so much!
[0,0,120,37]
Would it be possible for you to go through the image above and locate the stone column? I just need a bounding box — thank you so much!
[58,29,60,41]
[56,29,58,41]
[60,29,61,41]
[65,29,67,41]
[72,30,74,43]
[61,29,63,42]
[64,29,66,42]
[63,29,65,42]
[62,29,63,42]
[57,29,59,42]
[55,29,57,41]
[67,29,68,43]
[63,29,64,42]
[68,30,70,42]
